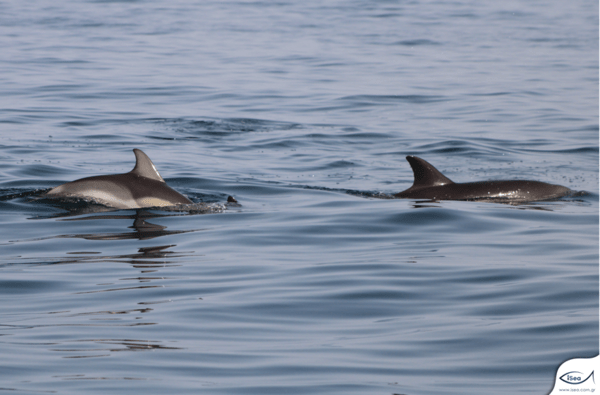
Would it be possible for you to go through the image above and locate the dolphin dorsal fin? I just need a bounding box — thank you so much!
[129,149,165,182]
[406,156,454,188]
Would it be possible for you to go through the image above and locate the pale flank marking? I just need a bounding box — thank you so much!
[137,197,178,207]
[85,190,138,209]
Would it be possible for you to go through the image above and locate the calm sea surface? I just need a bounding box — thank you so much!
[0,1,598,394]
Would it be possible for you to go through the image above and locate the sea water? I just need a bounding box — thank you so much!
[0,1,597,394]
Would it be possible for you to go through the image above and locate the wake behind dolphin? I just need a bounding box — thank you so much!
[395,156,573,202]
[43,149,207,209]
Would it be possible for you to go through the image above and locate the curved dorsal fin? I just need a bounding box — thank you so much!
[406,156,454,188]
[129,149,165,182]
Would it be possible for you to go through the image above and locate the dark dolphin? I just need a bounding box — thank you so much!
[42,149,193,209]
[394,156,572,202]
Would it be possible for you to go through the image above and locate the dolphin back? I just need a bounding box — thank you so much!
[395,156,572,202]
[42,149,193,209]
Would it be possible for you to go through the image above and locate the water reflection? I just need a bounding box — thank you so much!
[52,338,183,354]
[61,211,199,241]
[16,210,206,244]
[407,198,588,211]
[7,244,198,268]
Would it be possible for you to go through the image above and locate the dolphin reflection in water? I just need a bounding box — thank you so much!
[43,149,236,209]
[394,156,573,203]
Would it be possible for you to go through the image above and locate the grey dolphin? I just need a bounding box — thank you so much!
[394,156,572,202]
[42,149,193,209]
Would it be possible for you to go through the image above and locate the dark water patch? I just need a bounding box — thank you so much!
[392,39,441,46]
[160,118,303,136]
[37,83,93,92]
[563,123,599,133]
[517,146,599,155]
[0,188,44,201]
[8,163,80,180]
[279,160,357,173]
[52,116,147,129]
[468,91,512,97]
[0,279,65,294]
[403,139,502,156]
[338,94,448,105]
[493,9,535,19]
[338,131,396,141]
[183,190,233,204]
[148,118,307,146]
[231,139,310,151]
[371,12,403,19]
[78,134,129,140]
[344,189,395,200]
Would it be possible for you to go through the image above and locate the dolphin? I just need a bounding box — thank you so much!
[394,156,572,202]
[42,149,193,209]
